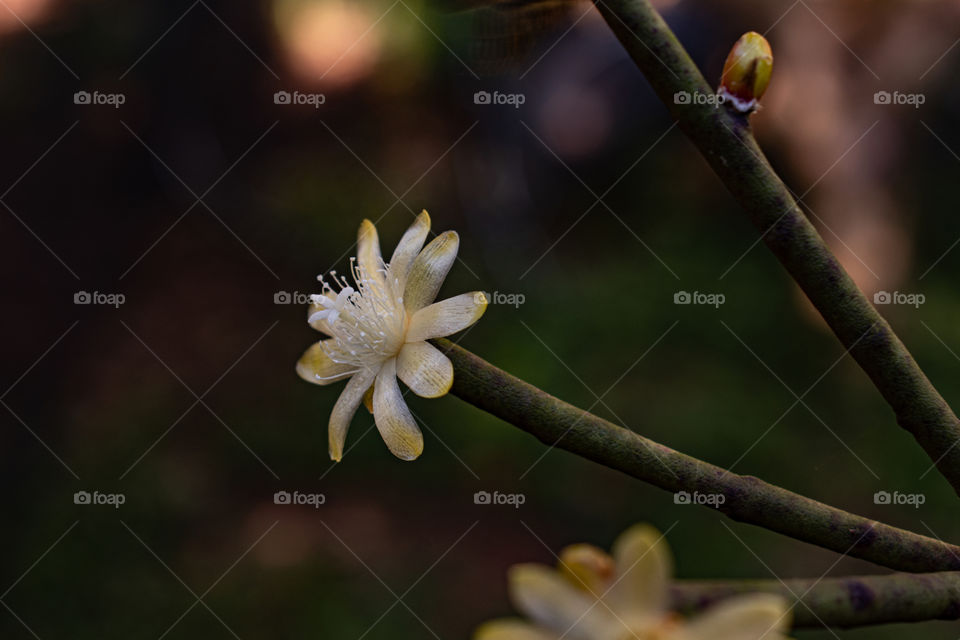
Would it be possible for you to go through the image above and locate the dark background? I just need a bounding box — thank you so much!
[1,0,959,638]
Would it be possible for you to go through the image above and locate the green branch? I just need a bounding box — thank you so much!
[436,339,960,573]
[589,0,960,496]
[670,572,960,628]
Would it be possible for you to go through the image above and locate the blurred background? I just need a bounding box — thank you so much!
[1,0,959,637]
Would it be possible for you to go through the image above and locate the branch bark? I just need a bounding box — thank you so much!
[670,572,960,628]
[589,0,960,496]
[436,338,960,573]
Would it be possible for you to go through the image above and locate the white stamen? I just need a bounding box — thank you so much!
[312,256,407,372]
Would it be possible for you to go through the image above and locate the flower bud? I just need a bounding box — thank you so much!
[719,31,773,113]
[558,544,614,594]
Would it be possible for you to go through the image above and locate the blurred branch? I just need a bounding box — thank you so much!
[670,572,960,628]
[436,339,960,573]
[589,0,960,496]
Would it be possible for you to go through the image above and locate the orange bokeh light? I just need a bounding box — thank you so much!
[0,0,54,34]
[274,0,384,89]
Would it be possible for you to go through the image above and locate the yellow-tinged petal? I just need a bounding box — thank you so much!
[682,594,792,640]
[397,341,453,398]
[328,368,377,461]
[403,230,459,313]
[508,564,618,639]
[357,218,383,280]
[296,341,357,385]
[390,210,431,288]
[474,619,558,640]
[406,291,487,342]
[362,383,374,413]
[558,544,615,597]
[373,358,424,460]
[608,524,673,617]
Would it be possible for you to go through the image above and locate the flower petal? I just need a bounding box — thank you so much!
[474,619,558,640]
[362,383,374,413]
[406,292,488,342]
[328,368,377,462]
[682,594,791,640]
[373,358,424,460]
[396,341,453,398]
[509,564,617,639]
[403,230,459,313]
[307,302,332,335]
[357,219,383,280]
[390,210,431,288]
[608,524,673,617]
[296,341,357,385]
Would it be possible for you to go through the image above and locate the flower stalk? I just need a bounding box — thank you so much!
[670,571,960,628]
[435,338,960,574]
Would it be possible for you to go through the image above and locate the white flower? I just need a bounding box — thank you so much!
[476,524,793,640]
[296,211,487,461]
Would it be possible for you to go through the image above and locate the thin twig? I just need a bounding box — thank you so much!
[590,0,960,496]
[670,571,960,628]
[436,338,960,573]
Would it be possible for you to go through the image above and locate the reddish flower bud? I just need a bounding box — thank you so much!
[719,31,773,113]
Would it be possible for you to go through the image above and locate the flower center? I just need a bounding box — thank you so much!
[310,257,408,372]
